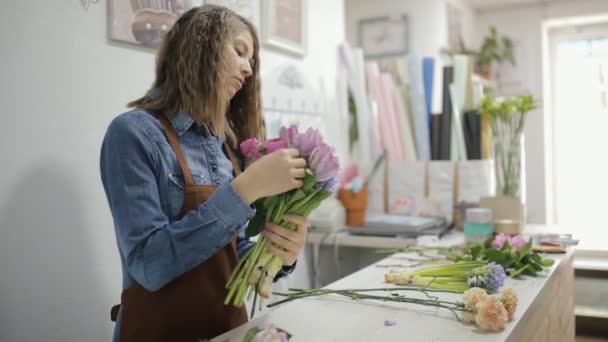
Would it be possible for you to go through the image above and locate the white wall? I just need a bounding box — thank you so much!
[476,0,608,224]
[0,1,344,341]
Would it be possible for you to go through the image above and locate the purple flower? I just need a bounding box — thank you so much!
[309,143,339,182]
[468,262,507,292]
[320,176,338,191]
[279,125,299,148]
[296,127,323,156]
[265,138,287,153]
[240,138,262,161]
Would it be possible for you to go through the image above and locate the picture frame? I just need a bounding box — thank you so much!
[108,0,198,49]
[358,15,409,59]
[261,0,307,58]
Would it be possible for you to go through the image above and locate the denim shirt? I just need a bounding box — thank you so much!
[100,109,294,340]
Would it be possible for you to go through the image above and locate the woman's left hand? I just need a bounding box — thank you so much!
[264,214,309,266]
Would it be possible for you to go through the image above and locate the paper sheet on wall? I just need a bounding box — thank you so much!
[366,160,386,216]
[408,55,431,161]
[387,160,425,215]
[428,161,454,223]
[450,55,470,161]
[458,160,495,204]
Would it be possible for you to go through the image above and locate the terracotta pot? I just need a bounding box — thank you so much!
[337,186,368,226]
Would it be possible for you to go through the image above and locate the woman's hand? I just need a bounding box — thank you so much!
[232,148,306,204]
[263,214,309,266]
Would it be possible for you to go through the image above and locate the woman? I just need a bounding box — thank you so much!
[100,5,308,342]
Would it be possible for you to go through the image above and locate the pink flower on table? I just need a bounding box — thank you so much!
[475,296,508,331]
[492,233,511,249]
[240,138,262,161]
[309,143,339,182]
[265,138,287,153]
[500,288,518,321]
[279,125,299,148]
[253,324,289,342]
[462,287,489,323]
[510,235,526,251]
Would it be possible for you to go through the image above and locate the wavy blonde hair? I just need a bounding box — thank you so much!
[128,4,264,148]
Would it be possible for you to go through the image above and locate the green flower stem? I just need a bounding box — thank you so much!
[226,242,255,290]
[225,187,333,309]
[269,287,469,322]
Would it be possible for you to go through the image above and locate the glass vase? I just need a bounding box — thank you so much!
[492,125,523,198]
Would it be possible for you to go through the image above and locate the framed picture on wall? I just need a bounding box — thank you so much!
[358,15,409,59]
[108,0,257,49]
[108,0,199,48]
[261,0,307,57]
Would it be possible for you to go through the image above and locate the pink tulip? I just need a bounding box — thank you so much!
[297,127,323,156]
[265,138,287,153]
[309,143,339,182]
[279,125,299,148]
[240,138,262,161]
[510,235,526,250]
[492,233,511,249]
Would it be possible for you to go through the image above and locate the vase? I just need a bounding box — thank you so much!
[492,125,523,198]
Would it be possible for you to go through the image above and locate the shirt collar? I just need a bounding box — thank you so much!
[168,111,195,136]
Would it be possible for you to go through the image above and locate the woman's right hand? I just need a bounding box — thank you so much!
[232,148,306,204]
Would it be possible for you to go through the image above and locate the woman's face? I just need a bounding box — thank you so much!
[223,29,254,100]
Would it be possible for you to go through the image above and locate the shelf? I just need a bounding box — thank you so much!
[575,305,608,319]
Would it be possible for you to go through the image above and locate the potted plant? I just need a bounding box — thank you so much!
[441,27,516,80]
[476,27,516,79]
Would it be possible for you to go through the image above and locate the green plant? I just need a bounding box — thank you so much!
[442,28,515,78]
[477,27,515,76]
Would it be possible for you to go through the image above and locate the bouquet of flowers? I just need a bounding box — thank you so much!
[224,125,339,307]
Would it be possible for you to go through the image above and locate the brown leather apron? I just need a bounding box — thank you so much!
[110,114,248,341]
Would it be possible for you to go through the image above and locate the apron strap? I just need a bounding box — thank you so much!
[159,114,195,186]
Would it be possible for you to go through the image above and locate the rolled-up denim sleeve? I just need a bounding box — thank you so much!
[100,114,254,291]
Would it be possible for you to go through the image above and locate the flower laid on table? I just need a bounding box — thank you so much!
[224,125,339,308]
[384,261,507,292]
[462,235,555,278]
[492,233,526,250]
[462,287,488,322]
[269,287,519,333]
[500,287,518,321]
[462,287,519,331]
[467,262,507,292]
[475,295,509,331]
[243,324,291,342]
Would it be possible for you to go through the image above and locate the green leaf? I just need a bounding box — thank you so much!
[243,327,262,342]
[302,170,316,191]
[541,258,555,267]
[245,206,267,238]
[470,245,483,260]
[519,241,532,258]
[529,253,542,262]
[528,258,544,272]
[509,265,529,278]
[287,189,308,204]
[484,248,507,264]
